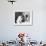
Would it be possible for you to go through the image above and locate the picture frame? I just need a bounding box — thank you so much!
[14,10,33,26]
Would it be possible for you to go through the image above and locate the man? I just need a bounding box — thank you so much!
[15,12,25,24]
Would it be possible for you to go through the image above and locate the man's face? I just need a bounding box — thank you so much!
[17,16,22,23]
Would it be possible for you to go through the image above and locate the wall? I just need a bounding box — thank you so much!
[0,0,46,41]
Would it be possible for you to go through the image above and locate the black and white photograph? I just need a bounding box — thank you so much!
[15,11,32,26]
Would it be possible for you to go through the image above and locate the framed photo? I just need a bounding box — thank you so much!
[15,10,33,26]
